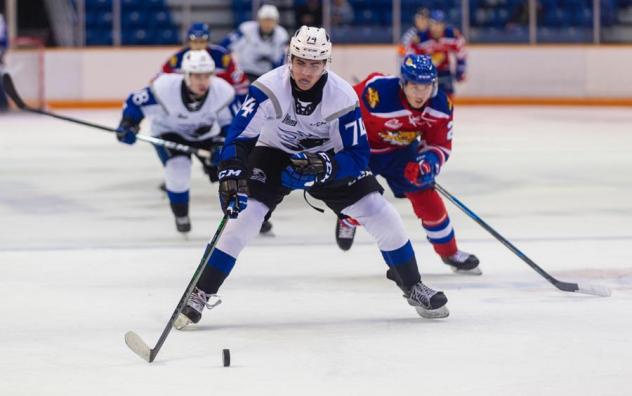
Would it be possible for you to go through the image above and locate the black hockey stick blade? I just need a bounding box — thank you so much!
[555,280,611,297]
[2,73,28,109]
[125,331,154,362]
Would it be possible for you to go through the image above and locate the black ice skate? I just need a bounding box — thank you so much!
[175,216,191,233]
[260,220,273,234]
[403,282,449,319]
[174,287,222,330]
[441,250,482,275]
[335,218,357,251]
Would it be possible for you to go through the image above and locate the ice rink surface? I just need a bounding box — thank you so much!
[1,107,631,395]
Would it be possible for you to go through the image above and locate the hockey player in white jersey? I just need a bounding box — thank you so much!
[175,26,449,330]
[219,4,289,82]
[116,50,235,234]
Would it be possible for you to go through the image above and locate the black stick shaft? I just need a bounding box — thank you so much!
[148,214,229,362]
[434,183,579,293]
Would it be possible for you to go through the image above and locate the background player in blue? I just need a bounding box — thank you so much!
[0,13,8,112]
[174,26,450,330]
[116,51,235,235]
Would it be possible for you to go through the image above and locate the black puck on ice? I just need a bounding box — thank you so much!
[223,348,231,367]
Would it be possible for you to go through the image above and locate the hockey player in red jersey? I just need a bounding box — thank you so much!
[399,10,466,98]
[335,54,480,275]
[161,22,250,104]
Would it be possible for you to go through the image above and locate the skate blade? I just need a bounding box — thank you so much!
[173,313,192,330]
[124,331,152,362]
[414,305,450,319]
[450,266,483,276]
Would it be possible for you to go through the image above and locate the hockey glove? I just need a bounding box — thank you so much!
[404,151,441,188]
[116,119,140,145]
[456,64,466,82]
[218,159,249,218]
[281,152,334,190]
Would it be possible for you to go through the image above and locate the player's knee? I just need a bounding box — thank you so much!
[216,200,270,256]
[164,156,192,192]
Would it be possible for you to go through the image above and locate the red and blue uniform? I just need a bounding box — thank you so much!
[400,27,466,96]
[354,72,459,258]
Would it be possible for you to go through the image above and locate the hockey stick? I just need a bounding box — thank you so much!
[1,73,212,159]
[434,183,611,297]
[125,214,230,362]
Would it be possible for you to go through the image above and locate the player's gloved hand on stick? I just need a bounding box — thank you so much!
[116,119,140,145]
[404,150,441,188]
[218,159,249,218]
[281,152,334,189]
[456,65,466,82]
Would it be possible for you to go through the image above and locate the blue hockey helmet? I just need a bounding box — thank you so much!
[429,10,446,23]
[187,22,210,41]
[400,54,438,96]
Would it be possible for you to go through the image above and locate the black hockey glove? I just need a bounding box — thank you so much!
[281,152,334,190]
[218,159,249,218]
[116,118,140,145]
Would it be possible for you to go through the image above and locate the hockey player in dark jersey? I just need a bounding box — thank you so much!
[174,27,450,330]
[334,54,480,275]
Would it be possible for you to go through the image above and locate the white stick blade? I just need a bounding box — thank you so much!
[577,284,612,297]
[125,331,152,362]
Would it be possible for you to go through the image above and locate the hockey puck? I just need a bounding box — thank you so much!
[223,348,230,367]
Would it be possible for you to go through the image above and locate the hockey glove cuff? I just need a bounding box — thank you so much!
[281,152,334,190]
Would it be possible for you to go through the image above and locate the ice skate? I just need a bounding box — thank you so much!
[335,218,357,251]
[174,287,221,330]
[403,281,449,319]
[259,220,273,234]
[441,250,481,275]
[175,215,191,234]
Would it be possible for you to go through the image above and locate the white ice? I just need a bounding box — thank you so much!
[1,107,631,396]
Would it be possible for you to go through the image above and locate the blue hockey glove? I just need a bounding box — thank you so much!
[281,152,334,190]
[218,159,249,218]
[116,119,139,145]
[404,151,441,187]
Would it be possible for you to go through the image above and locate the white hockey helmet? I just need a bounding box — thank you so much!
[257,4,280,21]
[289,26,332,62]
[181,50,215,74]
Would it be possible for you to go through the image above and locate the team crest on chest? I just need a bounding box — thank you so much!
[378,130,418,146]
[365,87,380,108]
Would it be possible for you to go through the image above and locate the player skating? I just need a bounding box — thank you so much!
[116,50,235,235]
[175,26,449,329]
[334,54,480,275]
[219,5,289,82]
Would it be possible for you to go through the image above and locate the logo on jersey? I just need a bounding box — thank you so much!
[169,56,178,67]
[384,118,403,129]
[365,87,380,108]
[240,97,257,117]
[378,130,418,146]
[131,89,150,105]
[278,127,328,151]
[295,99,317,116]
[222,54,231,68]
[282,113,298,126]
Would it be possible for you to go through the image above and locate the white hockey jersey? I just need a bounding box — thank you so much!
[121,73,235,141]
[220,21,289,77]
[222,66,371,182]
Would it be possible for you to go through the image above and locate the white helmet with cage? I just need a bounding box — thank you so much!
[288,26,332,62]
[181,50,215,74]
[257,4,280,21]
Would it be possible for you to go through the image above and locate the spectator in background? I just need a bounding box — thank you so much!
[295,0,323,28]
[220,4,289,82]
[0,13,8,112]
[331,0,354,27]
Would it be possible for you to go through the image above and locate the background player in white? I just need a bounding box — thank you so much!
[175,26,449,330]
[116,50,235,234]
[220,4,289,82]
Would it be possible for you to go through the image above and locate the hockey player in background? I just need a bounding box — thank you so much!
[334,54,481,276]
[398,7,430,61]
[220,4,289,82]
[162,22,249,106]
[399,10,466,98]
[174,26,449,329]
[0,13,8,112]
[116,51,235,235]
